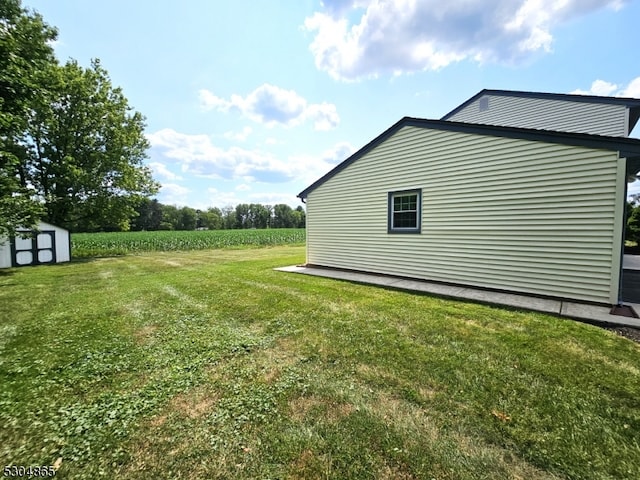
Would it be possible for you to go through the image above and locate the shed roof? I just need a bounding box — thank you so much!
[16,221,68,233]
[441,89,640,133]
[297,117,640,199]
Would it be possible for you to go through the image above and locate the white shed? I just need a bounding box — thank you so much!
[0,221,71,268]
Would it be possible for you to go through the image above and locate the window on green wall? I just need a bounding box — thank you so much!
[388,189,421,233]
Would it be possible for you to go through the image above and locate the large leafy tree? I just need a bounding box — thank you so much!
[24,59,158,231]
[131,198,163,231]
[199,207,223,230]
[176,206,197,230]
[249,203,271,229]
[292,205,306,228]
[626,200,640,244]
[235,203,250,229]
[0,0,56,238]
[2,1,157,235]
[221,205,236,229]
[272,203,294,228]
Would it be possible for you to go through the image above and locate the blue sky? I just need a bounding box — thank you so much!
[23,0,640,208]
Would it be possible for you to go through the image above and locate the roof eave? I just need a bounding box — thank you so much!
[297,117,410,199]
[441,89,640,121]
[298,118,640,199]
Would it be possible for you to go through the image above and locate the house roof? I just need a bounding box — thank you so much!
[440,89,640,133]
[297,116,640,199]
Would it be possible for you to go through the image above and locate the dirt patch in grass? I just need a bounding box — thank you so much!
[256,337,301,383]
[203,335,302,386]
[368,391,439,440]
[140,386,219,431]
[133,324,158,344]
[169,389,219,419]
[148,414,167,427]
[288,449,332,480]
[288,394,354,424]
[288,395,323,422]
[452,432,555,479]
[367,391,558,480]
[98,270,113,279]
[356,364,397,384]
[356,364,438,402]
[378,463,417,480]
[417,386,437,401]
[329,401,356,421]
[163,260,183,267]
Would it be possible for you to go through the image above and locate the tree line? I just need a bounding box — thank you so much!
[1,1,157,237]
[626,199,640,245]
[131,200,305,231]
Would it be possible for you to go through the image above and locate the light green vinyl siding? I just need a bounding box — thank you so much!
[447,95,628,137]
[306,126,622,304]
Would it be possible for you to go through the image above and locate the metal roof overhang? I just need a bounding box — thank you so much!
[441,89,640,122]
[629,106,640,135]
[626,155,640,178]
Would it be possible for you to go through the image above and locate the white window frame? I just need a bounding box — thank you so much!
[388,189,421,234]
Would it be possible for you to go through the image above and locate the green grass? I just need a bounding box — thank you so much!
[71,228,305,257]
[1,245,639,479]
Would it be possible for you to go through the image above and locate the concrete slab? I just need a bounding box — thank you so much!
[624,254,640,270]
[560,302,640,328]
[388,278,467,297]
[275,265,640,328]
[457,287,562,314]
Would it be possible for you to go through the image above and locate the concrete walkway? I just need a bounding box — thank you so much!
[275,265,640,329]
[624,254,640,270]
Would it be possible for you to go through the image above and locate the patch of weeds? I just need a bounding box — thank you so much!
[120,345,311,479]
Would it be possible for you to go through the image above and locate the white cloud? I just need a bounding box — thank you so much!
[571,76,640,98]
[289,140,357,184]
[207,188,241,208]
[621,77,640,98]
[571,79,618,96]
[236,184,251,191]
[204,189,302,208]
[248,192,303,207]
[148,128,292,182]
[304,0,627,81]
[199,83,339,130]
[323,141,357,165]
[148,128,355,184]
[159,183,191,206]
[224,126,253,142]
[148,161,182,180]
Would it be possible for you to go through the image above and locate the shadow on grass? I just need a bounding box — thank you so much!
[0,257,102,277]
[0,269,15,278]
[68,256,104,264]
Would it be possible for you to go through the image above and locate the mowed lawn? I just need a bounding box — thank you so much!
[1,246,639,479]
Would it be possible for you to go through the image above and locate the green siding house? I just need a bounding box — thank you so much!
[298,90,640,307]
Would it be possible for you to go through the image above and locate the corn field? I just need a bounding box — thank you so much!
[71,229,306,257]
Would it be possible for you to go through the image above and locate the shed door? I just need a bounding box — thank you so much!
[10,231,57,267]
